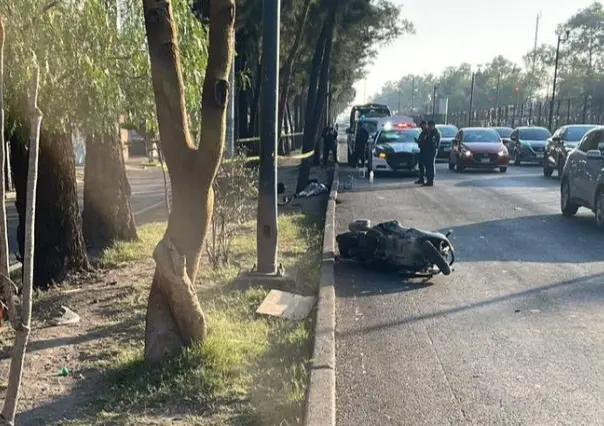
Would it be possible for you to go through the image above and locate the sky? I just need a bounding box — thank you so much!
[351,0,597,107]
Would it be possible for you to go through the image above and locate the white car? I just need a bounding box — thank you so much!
[368,123,421,174]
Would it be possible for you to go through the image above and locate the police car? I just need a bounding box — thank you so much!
[367,117,421,174]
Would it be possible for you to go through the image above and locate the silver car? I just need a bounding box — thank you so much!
[560,126,604,227]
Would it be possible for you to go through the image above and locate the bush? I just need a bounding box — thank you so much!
[206,152,258,268]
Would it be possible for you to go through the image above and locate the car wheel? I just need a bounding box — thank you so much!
[561,178,579,217]
[513,149,521,166]
[499,166,508,173]
[557,159,564,177]
[543,157,554,177]
[595,190,604,229]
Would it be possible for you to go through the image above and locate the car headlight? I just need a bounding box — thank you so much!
[498,149,507,156]
[376,152,386,159]
[463,150,472,157]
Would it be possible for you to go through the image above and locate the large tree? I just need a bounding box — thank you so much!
[141,0,235,361]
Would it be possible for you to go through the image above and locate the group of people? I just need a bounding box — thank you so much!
[319,119,441,186]
[415,120,441,187]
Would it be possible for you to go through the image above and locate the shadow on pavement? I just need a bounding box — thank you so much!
[437,213,604,263]
[334,260,435,298]
[454,174,560,189]
[337,271,604,338]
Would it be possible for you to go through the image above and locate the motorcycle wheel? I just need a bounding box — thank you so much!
[422,241,451,276]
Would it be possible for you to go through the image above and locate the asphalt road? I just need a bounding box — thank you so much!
[335,144,604,425]
[6,163,169,265]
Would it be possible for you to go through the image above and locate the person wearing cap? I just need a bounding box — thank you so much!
[422,120,441,186]
[414,121,428,184]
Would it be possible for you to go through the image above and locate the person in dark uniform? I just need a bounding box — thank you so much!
[422,120,441,186]
[415,121,428,184]
[321,126,338,167]
[355,123,370,168]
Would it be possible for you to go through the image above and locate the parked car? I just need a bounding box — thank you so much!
[559,126,604,227]
[492,127,514,149]
[544,124,599,177]
[435,124,458,161]
[508,126,551,165]
[368,122,421,174]
[448,127,509,173]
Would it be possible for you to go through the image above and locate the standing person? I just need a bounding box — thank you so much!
[321,126,338,167]
[415,121,428,184]
[355,122,370,168]
[422,120,441,186]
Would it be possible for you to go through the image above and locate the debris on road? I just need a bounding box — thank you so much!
[256,289,316,320]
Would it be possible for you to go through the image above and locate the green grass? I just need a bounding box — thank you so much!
[76,212,324,425]
[100,223,166,267]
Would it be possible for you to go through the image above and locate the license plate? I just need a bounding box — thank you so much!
[480,158,490,163]
[536,153,544,159]
[442,147,450,152]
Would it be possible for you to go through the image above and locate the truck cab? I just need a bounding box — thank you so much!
[346,103,391,167]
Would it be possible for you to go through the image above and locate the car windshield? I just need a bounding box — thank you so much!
[359,121,378,135]
[463,129,501,143]
[436,125,457,138]
[519,128,551,140]
[377,129,421,144]
[566,126,597,141]
[494,127,513,138]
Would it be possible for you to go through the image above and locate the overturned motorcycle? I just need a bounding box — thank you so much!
[335,219,455,277]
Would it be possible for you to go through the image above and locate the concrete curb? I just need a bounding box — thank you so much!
[304,163,339,426]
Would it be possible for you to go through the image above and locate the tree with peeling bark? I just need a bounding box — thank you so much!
[1,62,42,426]
[0,16,10,307]
[141,0,235,361]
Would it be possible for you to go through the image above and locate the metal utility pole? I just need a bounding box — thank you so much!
[411,78,415,111]
[468,72,475,127]
[397,90,401,113]
[226,39,235,158]
[432,84,438,121]
[256,0,280,275]
[494,72,501,124]
[548,30,569,132]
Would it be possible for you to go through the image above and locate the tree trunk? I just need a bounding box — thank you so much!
[296,23,328,194]
[297,5,337,192]
[277,0,312,138]
[141,0,234,362]
[1,64,42,426]
[83,132,137,249]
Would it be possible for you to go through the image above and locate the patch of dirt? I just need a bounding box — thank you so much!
[0,260,154,426]
[0,163,334,425]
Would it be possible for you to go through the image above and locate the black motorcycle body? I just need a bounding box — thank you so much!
[336,219,455,276]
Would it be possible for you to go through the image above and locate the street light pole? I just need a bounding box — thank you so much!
[548,30,569,132]
[397,90,401,114]
[468,72,475,127]
[432,84,438,121]
[411,78,415,111]
[256,0,280,275]
[494,72,500,124]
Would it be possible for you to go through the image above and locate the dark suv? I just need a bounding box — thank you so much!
[435,124,458,160]
[543,124,599,177]
[509,126,551,165]
[560,126,604,228]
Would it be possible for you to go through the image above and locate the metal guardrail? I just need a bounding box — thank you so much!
[230,132,315,162]
[236,132,304,144]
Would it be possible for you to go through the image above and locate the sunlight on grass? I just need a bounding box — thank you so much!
[76,212,325,425]
[100,223,166,267]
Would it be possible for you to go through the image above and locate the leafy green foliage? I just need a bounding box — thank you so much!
[2,0,207,138]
